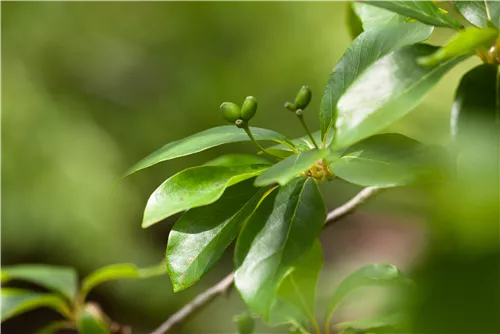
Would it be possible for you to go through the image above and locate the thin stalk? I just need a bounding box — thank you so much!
[242,124,281,160]
[297,114,319,149]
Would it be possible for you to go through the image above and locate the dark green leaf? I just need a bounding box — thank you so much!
[418,27,498,66]
[455,1,500,28]
[1,265,77,301]
[352,2,406,31]
[277,240,323,327]
[167,181,271,292]
[366,1,462,28]
[347,2,364,39]
[1,288,71,322]
[331,133,446,187]
[325,264,412,329]
[451,64,498,143]
[143,164,269,227]
[36,321,74,334]
[204,154,270,167]
[124,126,293,177]
[77,304,109,334]
[335,313,404,334]
[331,44,467,150]
[320,23,433,144]
[254,149,328,187]
[234,178,326,320]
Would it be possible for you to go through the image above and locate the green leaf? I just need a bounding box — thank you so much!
[455,1,500,28]
[1,265,77,301]
[204,154,270,167]
[451,64,498,142]
[319,22,433,144]
[254,149,328,187]
[143,164,269,228]
[366,1,463,29]
[418,27,498,66]
[1,288,71,322]
[167,180,271,292]
[335,313,404,334]
[36,321,74,334]
[325,264,412,330]
[234,178,326,320]
[352,2,406,31]
[331,44,467,150]
[277,240,323,328]
[77,304,109,334]
[124,126,292,177]
[331,133,446,187]
[260,148,295,159]
[347,2,364,39]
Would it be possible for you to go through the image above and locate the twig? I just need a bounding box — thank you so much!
[149,273,234,334]
[149,186,384,334]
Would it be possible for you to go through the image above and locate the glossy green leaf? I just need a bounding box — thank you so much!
[277,240,323,327]
[124,126,292,177]
[260,148,295,159]
[204,154,269,167]
[331,133,446,187]
[268,299,308,328]
[77,305,109,334]
[167,181,270,292]
[143,164,269,227]
[36,321,74,334]
[335,313,404,334]
[352,2,406,31]
[419,27,498,66]
[234,178,326,320]
[320,22,433,144]
[366,1,462,29]
[1,289,71,322]
[1,265,77,301]
[331,44,467,150]
[347,2,364,39]
[452,64,498,143]
[455,1,500,28]
[254,149,328,187]
[325,264,412,329]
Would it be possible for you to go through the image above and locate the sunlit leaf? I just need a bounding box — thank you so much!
[335,313,404,334]
[418,27,498,66]
[454,1,500,28]
[325,264,412,330]
[124,126,293,177]
[254,149,328,187]
[204,154,270,167]
[143,164,269,227]
[277,240,323,328]
[331,133,446,187]
[346,2,364,39]
[352,2,406,31]
[331,44,467,150]
[366,1,462,28]
[167,181,271,292]
[1,288,71,322]
[234,178,326,320]
[1,265,77,301]
[320,22,433,144]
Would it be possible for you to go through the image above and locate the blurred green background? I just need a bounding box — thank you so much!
[2,2,490,334]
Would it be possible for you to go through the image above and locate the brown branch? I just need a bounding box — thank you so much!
[149,186,384,334]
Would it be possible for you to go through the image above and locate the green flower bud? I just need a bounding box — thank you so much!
[233,313,255,334]
[294,85,312,110]
[241,96,258,121]
[220,102,241,123]
[284,101,296,112]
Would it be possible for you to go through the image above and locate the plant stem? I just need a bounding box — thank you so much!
[242,124,281,159]
[297,115,319,149]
